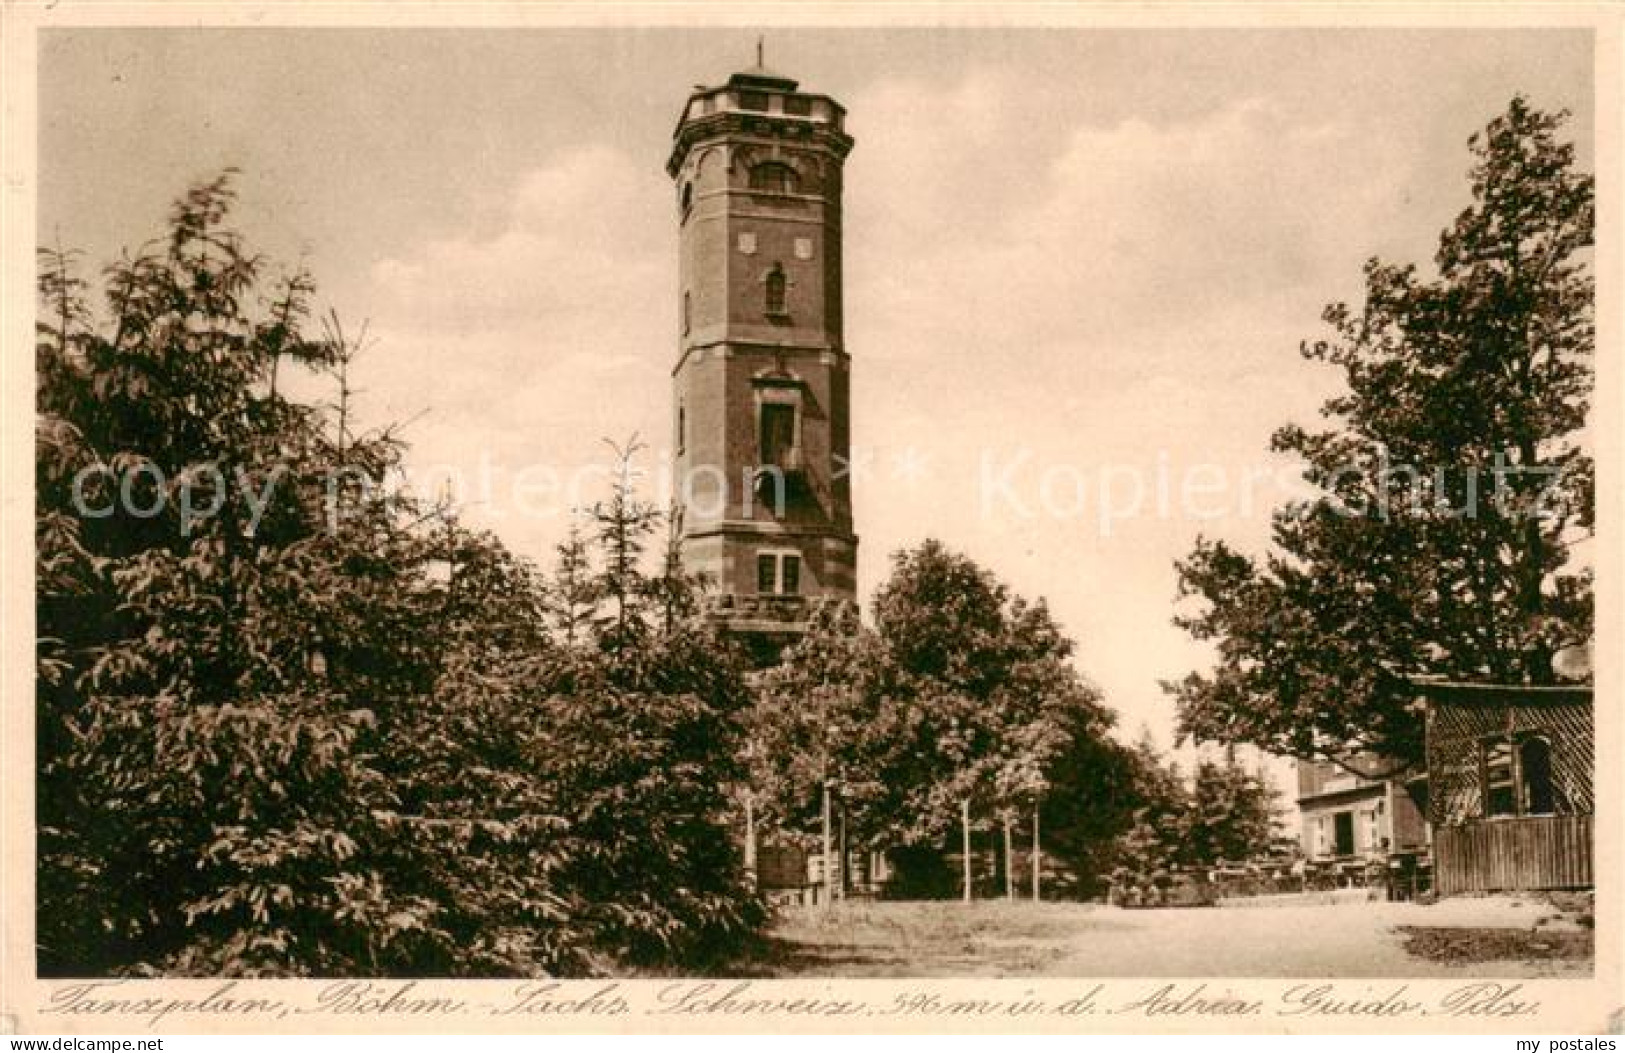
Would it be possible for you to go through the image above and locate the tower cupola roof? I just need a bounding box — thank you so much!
[666,61,851,177]
[726,66,799,92]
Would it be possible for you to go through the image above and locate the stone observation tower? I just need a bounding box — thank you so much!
[666,59,858,662]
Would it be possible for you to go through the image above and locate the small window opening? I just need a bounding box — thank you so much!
[1484,738,1517,818]
[1520,737,1556,816]
[749,162,798,193]
[765,264,787,316]
[759,402,795,467]
[756,552,803,596]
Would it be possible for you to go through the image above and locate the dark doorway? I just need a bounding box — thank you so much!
[1333,811,1356,856]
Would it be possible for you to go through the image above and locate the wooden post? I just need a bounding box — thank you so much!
[837,802,848,901]
[961,798,973,902]
[744,794,758,888]
[1031,802,1042,901]
[822,780,834,911]
[1003,814,1015,900]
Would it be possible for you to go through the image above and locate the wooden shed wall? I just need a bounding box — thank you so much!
[1435,814,1592,893]
[1424,685,1594,894]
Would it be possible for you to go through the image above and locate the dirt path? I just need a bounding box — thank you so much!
[748,897,1592,978]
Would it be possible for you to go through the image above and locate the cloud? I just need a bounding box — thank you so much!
[849,85,1410,373]
[367,144,671,338]
[332,144,676,550]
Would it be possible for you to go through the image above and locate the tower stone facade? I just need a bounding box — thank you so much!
[667,64,857,659]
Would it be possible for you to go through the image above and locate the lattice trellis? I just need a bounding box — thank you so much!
[1426,694,1594,827]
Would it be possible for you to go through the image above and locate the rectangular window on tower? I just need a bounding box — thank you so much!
[756,553,802,596]
[760,403,796,468]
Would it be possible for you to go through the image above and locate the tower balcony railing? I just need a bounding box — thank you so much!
[706,591,811,624]
[700,594,860,647]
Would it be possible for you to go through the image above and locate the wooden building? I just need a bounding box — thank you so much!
[1420,681,1593,895]
[1295,753,1429,862]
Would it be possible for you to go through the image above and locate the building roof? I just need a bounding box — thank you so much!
[1412,678,1593,705]
[727,66,799,92]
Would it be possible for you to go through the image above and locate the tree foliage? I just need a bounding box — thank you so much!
[1169,97,1594,770]
[37,173,759,977]
[746,539,1134,893]
[1109,739,1280,897]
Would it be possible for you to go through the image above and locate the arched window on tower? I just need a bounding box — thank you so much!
[749,162,799,194]
[764,263,787,317]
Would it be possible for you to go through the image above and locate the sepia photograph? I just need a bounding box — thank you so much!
[1,2,1619,1038]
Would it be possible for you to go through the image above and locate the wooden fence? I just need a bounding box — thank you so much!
[1434,814,1592,894]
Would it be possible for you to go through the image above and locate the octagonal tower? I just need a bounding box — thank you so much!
[667,63,858,660]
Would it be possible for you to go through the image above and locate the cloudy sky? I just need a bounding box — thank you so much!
[39,27,1594,761]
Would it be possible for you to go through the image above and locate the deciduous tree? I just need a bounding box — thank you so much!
[1170,97,1593,771]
